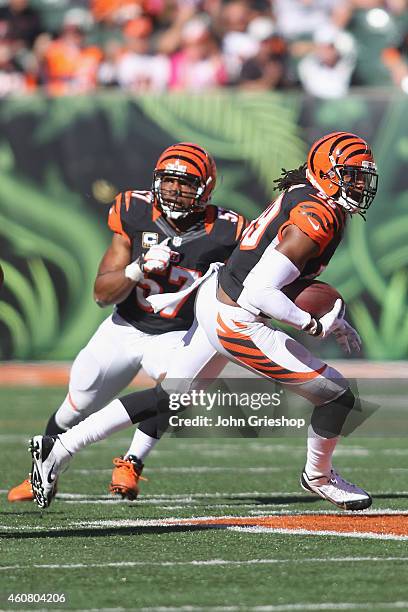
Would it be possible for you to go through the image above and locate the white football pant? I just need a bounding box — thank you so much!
[55,313,186,430]
[162,272,348,406]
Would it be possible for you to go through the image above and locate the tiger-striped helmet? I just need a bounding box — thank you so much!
[153,143,217,219]
[306,132,378,213]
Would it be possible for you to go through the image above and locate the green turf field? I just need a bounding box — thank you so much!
[1,387,408,611]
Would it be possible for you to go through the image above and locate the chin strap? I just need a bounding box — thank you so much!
[337,193,367,220]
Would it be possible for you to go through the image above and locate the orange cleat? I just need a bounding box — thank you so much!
[109,455,146,500]
[8,477,58,503]
[8,478,34,502]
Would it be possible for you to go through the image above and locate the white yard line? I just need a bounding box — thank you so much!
[68,466,408,476]
[2,488,408,509]
[70,467,288,474]
[2,511,408,532]
[1,557,408,572]
[29,491,408,500]
[1,436,407,458]
[226,526,408,541]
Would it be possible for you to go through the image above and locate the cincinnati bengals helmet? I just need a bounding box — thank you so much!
[306,132,378,213]
[152,142,217,219]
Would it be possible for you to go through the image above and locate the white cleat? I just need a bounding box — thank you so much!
[29,435,71,509]
[300,468,372,511]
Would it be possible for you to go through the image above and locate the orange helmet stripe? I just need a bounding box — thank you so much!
[157,143,213,181]
[308,131,348,174]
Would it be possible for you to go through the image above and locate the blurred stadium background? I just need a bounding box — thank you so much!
[1,4,408,610]
[0,0,407,364]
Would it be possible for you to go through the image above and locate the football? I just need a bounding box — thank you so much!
[282,278,344,318]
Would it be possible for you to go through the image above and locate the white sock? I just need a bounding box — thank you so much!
[59,399,132,455]
[304,425,338,478]
[125,429,159,462]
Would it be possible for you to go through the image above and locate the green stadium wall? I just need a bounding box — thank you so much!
[0,90,407,361]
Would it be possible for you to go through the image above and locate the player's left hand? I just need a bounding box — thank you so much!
[333,319,361,354]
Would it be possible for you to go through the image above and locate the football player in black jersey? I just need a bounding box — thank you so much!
[8,142,246,503]
[29,132,379,511]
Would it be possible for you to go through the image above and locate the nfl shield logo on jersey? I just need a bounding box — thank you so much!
[172,236,183,247]
[142,232,159,248]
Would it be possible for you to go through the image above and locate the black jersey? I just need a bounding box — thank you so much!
[219,182,347,303]
[108,190,246,334]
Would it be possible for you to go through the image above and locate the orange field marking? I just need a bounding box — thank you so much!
[0,363,71,386]
[170,514,408,538]
[0,361,407,386]
[0,363,155,388]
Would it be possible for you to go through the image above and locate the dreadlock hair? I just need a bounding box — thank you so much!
[273,163,307,192]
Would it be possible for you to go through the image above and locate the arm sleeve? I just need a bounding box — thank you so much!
[238,247,312,330]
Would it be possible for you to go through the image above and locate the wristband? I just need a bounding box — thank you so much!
[124,259,143,283]
[303,317,323,337]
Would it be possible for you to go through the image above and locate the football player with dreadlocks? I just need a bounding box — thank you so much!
[9,142,246,503]
[29,131,379,512]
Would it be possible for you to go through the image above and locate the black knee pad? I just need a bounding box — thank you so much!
[139,412,170,440]
[311,387,355,438]
[120,384,170,425]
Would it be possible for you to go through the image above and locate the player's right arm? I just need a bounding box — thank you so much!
[93,233,136,307]
[94,191,173,307]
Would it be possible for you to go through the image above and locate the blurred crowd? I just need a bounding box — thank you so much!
[0,0,407,98]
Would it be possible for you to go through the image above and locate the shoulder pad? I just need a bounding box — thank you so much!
[207,206,248,243]
[280,193,346,254]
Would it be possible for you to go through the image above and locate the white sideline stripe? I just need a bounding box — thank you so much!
[53,491,306,500]
[0,437,371,456]
[63,501,298,509]
[70,466,408,475]
[0,435,404,457]
[2,486,408,511]
[0,435,30,442]
[158,510,408,519]
[71,467,288,475]
[1,509,408,532]
[34,491,408,500]
[0,490,299,499]
[2,509,408,531]
[2,557,408,571]
[227,526,408,541]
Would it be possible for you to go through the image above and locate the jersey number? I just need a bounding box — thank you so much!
[136,266,201,318]
[240,194,283,250]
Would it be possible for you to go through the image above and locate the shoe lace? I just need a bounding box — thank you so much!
[329,470,354,489]
[112,457,147,481]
